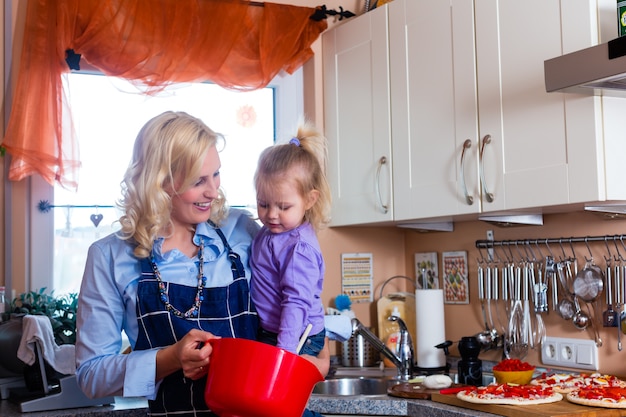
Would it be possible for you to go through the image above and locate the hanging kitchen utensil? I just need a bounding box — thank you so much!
[603,240,617,327]
[572,296,590,331]
[615,255,624,351]
[506,263,528,359]
[531,261,547,347]
[485,262,501,348]
[494,263,509,335]
[573,257,604,303]
[573,242,604,346]
[556,261,576,320]
[545,254,558,313]
[475,261,495,349]
[523,261,536,350]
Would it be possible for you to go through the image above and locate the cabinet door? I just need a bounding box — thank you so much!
[323,6,393,226]
[389,0,481,220]
[475,0,572,212]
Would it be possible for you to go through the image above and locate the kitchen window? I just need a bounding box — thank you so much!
[29,70,303,296]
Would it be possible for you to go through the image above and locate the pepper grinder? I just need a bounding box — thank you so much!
[457,336,482,386]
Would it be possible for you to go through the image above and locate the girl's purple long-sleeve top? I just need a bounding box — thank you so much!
[250,221,325,353]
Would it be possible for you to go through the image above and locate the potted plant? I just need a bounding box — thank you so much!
[11,288,78,345]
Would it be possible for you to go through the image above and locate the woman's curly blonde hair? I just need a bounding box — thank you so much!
[118,111,227,258]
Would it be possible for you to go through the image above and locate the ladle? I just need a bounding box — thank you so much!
[572,297,590,331]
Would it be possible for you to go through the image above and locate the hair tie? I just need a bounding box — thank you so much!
[289,137,301,147]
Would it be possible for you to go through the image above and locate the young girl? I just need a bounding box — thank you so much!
[250,122,332,355]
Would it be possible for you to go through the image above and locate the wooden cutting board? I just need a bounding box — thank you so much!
[431,393,626,417]
[387,383,467,399]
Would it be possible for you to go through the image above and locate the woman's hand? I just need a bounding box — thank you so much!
[156,329,220,380]
[300,337,330,377]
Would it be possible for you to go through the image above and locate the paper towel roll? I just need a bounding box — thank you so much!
[415,289,446,368]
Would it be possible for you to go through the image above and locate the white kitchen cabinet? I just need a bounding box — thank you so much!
[389,0,589,220]
[323,5,393,226]
[388,0,481,220]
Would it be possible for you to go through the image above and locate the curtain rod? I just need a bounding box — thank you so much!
[247,2,356,21]
[37,200,114,213]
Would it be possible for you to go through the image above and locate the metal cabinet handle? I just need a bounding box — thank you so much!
[479,134,494,203]
[460,139,474,205]
[375,156,389,214]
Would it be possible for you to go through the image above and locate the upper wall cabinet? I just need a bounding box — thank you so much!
[390,0,611,221]
[324,0,626,227]
[323,6,393,226]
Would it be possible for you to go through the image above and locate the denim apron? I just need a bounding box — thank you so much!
[135,227,258,417]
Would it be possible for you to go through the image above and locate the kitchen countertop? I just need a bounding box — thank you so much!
[308,394,498,417]
[0,392,499,417]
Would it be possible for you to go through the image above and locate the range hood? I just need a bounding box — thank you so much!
[545,35,626,96]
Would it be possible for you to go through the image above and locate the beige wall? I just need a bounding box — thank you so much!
[3,0,626,375]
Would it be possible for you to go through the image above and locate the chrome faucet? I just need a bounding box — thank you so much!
[351,316,414,380]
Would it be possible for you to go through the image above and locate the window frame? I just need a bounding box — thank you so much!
[27,70,303,293]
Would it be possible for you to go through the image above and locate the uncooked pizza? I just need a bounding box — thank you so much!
[566,386,626,409]
[457,383,562,405]
[531,373,626,393]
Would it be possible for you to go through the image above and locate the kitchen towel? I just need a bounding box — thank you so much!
[17,315,76,375]
[324,314,353,342]
[415,289,446,369]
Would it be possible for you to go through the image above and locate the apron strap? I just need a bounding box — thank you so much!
[211,223,246,279]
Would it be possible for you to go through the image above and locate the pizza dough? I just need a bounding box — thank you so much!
[423,374,452,389]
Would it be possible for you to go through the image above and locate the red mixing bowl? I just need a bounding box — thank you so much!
[204,338,324,417]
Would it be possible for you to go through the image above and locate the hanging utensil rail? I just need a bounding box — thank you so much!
[476,235,626,251]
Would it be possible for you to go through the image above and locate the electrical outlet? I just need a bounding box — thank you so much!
[541,336,599,371]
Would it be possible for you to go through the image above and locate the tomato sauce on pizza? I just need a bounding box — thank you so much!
[457,383,562,405]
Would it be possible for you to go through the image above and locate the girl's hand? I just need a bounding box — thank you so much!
[300,337,330,377]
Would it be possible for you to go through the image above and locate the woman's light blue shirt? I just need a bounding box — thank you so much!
[75,209,259,399]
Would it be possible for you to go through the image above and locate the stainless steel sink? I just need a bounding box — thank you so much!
[312,377,400,396]
[312,369,496,397]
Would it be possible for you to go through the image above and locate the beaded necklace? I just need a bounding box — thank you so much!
[150,241,206,318]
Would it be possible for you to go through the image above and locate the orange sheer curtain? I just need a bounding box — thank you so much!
[2,0,328,188]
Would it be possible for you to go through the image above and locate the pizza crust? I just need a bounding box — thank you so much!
[457,390,563,405]
[566,392,626,409]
